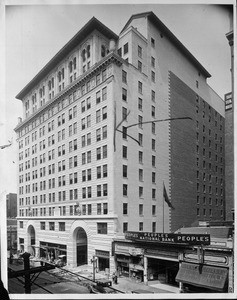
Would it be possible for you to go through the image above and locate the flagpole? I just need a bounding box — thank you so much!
[163,181,164,234]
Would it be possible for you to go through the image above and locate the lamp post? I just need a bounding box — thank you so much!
[91,255,97,282]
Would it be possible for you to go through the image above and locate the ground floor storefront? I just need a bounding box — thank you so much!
[114,240,180,287]
[17,218,116,272]
[113,235,234,293]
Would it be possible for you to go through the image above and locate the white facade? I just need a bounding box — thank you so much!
[15,12,225,269]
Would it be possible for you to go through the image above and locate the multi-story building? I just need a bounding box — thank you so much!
[6,193,17,218]
[14,12,225,270]
[6,193,18,251]
[225,29,234,222]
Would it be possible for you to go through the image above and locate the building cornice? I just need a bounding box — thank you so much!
[14,52,123,132]
[120,11,211,78]
[16,17,118,100]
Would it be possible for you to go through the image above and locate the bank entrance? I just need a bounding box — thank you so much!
[147,257,179,286]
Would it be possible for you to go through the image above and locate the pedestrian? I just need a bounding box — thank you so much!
[9,253,13,264]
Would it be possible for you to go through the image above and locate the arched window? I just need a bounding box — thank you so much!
[87,45,90,58]
[58,71,61,82]
[73,57,77,70]
[82,49,86,62]
[101,45,106,57]
[69,61,73,73]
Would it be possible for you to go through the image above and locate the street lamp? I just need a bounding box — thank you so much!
[90,255,97,282]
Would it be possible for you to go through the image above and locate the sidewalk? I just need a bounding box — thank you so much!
[63,264,179,294]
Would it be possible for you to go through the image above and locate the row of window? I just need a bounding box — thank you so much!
[19,66,110,138]
[19,144,108,172]
[197,208,223,218]
[122,221,157,233]
[123,203,157,216]
[196,195,223,206]
[19,178,109,197]
[24,44,110,117]
[18,202,108,218]
[20,125,108,160]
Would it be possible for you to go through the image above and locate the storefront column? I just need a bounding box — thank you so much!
[143,256,148,285]
[178,260,184,293]
[179,281,184,293]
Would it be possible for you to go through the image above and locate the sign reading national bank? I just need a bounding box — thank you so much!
[125,231,210,246]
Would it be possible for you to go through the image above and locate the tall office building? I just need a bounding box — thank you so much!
[15,12,225,269]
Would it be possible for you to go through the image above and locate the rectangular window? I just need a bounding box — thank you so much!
[122,70,127,84]
[138,81,142,94]
[102,87,107,101]
[122,88,127,101]
[151,106,155,117]
[151,71,155,82]
[138,98,142,111]
[103,164,107,177]
[151,56,155,67]
[139,204,143,216]
[138,133,143,146]
[151,90,155,102]
[138,61,142,72]
[96,110,101,123]
[97,185,102,197]
[40,222,45,230]
[123,203,128,215]
[123,222,128,233]
[122,107,127,121]
[59,222,65,231]
[123,165,127,178]
[138,115,143,129]
[122,126,127,140]
[97,166,101,179]
[123,42,128,54]
[139,222,143,231]
[151,37,155,48]
[152,139,156,150]
[103,184,108,196]
[102,126,107,139]
[102,106,107,120]
[139,186,143,198]
[123,145,127,159]
[123,184,128,196]
[139,169,143,182]
[96,91,101,104]
[139,151,143,164]
[138,45,142,58]
[97,223,107,234]
[49,222,55,231]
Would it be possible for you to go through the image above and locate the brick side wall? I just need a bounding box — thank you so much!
[169,72,197,231]
[169,72,225,231]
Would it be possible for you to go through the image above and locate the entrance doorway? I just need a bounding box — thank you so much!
[76,227,87,266]
[147,258,179,286]
[27,225,35,256]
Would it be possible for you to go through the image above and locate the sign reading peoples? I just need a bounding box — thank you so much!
[125,231,210,246]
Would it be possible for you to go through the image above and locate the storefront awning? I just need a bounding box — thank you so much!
[176,262,228,292]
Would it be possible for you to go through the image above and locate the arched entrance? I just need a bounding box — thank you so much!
[27,225,36,256]
[75,227,87,266]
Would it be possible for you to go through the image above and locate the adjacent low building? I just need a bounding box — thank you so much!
[113,223,234,293]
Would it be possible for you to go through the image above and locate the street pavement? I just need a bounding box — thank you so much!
[7,259,180,295]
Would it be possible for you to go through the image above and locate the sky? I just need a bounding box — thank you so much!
[0,0,234,195]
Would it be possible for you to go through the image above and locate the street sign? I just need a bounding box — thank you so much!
[125,231,210,245]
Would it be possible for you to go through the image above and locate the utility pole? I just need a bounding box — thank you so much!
[22,252,31,293]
